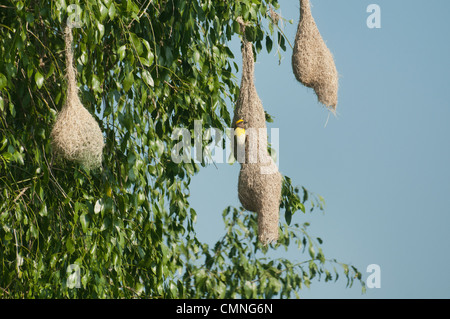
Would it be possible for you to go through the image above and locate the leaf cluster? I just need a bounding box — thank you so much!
[0,0,364,298]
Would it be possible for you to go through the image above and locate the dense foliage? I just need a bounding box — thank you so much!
[0,0,364,298]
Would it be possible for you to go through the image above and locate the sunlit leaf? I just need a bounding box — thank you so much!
[142,69,154,87]
[35,71,44,89]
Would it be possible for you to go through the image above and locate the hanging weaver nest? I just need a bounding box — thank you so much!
[50,25,104,169]
[233,28,282,245]
[292,0,338,111]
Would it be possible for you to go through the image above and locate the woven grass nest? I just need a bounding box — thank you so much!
[50,26,104,169]
[292,0,338,111]
[233,37,282,245]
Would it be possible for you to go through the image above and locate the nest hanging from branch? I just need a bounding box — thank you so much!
[292,0,338,111]
[233,28,282,245]
[50,25,104,169]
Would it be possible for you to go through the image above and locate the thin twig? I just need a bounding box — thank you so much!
[12,187,29,203]
[127,0,153,29]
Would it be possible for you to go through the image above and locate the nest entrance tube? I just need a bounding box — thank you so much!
[50,26,104,169]
[233,34,282,245]
[291,0,338,111]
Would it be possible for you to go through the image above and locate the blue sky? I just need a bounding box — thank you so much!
[188,0,450,298]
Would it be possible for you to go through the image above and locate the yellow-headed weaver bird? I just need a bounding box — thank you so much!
[234,119,247,163]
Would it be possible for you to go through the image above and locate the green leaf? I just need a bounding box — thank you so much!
[94,199,104,214]
[91,74,102,92]
[99,3,108,22]
[141,38,154,64]
[66,238,75,254]
[135,283,144,295]
[243,281,255,298]
[35,71,44,89]
[148,49,155,66]
[97,22,105,39]
[109,3,116,19]
[137,192,146,206]
[266,36,273,54]
[39,205,48,217]
[278,31,286,51]
[16,2,24,11]
[309,244,315,259]
[142,69,154,87]
[127,0,140,15]
[27,66,34,79]
[285,207,292,226]
[80,213,89,233]
[123,71,134,92]
[117,45,126,61]
[299,202,306,213]
[193,50,200,64]
[30,224,38,238]
[9,102,16,117]
[130,33,143,56]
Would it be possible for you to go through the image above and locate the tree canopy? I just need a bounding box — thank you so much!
[0,0,364,298]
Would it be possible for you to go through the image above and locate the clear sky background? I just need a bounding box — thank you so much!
[188,0,450,298]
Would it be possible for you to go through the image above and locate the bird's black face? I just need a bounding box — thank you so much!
[236,120,247,128]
